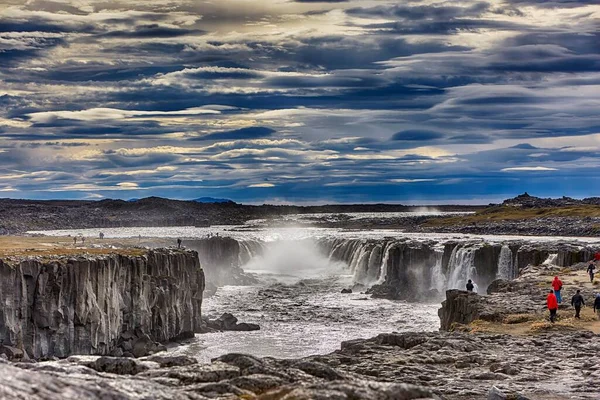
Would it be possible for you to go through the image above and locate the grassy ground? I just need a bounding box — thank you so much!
[468,268,600,335]
[425,205,600,227]
[0,236,149,258]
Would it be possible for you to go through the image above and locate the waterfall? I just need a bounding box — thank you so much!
[446,245,477,290]
[199,236,555,295]
[430,247,446,292]
[543,253,558,266]
[238,240,266,266]
[376,241,394,284]
[496,245,514,280]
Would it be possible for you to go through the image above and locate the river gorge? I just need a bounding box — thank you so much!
[1,217,599,399]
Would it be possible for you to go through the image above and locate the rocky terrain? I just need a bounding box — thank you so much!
[0,249,204,360]
[0,243,599,398]
[419,193,600,236]
[0,197,475,235]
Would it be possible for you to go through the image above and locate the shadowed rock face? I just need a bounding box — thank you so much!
[185,237,259,286]
[0,250,204,360]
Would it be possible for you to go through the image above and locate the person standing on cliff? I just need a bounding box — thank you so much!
[177,238,182,248]
[587,262,596,283]
[466,279,474,292]
[552,276,563,303]
[571,290,585,319]
[594,294,600,320]
[547,289,558,323]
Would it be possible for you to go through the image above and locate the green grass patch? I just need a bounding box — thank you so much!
[424,205,600,227]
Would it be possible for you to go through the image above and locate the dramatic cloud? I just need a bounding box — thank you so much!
[0,0,599,203]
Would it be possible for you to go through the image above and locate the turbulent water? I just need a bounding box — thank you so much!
[171,280,440,363]
[30,212,600,362]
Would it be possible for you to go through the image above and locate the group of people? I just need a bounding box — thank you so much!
[546,274,600,323]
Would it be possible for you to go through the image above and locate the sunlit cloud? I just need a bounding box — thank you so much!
[0,0,598,202]
[501,166,559,172]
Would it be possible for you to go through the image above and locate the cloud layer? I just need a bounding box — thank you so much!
[1,0,599,203]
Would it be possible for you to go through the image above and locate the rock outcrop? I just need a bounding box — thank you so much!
[185,237,259,286]
[0,351,442,400]
[0,249,204,360]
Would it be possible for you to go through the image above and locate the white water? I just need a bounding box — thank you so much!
[28,218,600,361]
[446,245,477,290]
[497,245,515,280]
[29,224,600,244]
[171,280,440,363]
[241,240,348,284]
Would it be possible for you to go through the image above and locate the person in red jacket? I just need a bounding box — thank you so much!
[552,276,563,303]
[547,289,558,323]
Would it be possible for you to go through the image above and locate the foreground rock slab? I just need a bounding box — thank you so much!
[0,351,442,400]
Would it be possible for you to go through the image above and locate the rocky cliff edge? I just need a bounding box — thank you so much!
[0,249,204,360]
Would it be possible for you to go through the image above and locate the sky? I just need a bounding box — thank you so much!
[0,0,599,204]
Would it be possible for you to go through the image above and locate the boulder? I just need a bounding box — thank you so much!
[90,357,148,375]
[233,323,260,332]
[216,313,238,330]
[488,386,507,400]
[0,346,23,361]
[341,288,352,294]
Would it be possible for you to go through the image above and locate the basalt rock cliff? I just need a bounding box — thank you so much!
[0,249,204,360]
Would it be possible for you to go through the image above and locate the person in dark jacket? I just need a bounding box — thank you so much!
[593,294,600,320]
[587,262,596,283]
[547,290,558,323]
[571,290,585,319]
[466,279,474,292]
[177,238,182,249]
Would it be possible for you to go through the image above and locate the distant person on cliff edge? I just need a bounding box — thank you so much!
[594,294,600,320]
[466,279,474,292]
[587,262,596,283]
[547,290,558,323]
[177,238,182,248]
[571,290,585,319]
[552,276,563,303]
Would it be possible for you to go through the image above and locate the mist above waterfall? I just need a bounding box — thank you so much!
[242,239,349,283]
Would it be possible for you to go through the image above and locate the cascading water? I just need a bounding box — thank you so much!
[543,253,558,266]
[238,240,267,266]
[446,245,477,290]
[430,247,446,292]
[241,239,348,283]
[496,245,515,280]
[197,236,541,296]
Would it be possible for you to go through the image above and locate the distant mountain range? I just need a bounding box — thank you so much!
[193,197,235,204]
[128,197,234,204]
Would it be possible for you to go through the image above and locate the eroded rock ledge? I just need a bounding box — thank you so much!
[0,249,204,360]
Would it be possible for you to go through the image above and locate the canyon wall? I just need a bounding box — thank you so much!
[319,238,599,300]
[185,237,262,286]
[0,249,204,360]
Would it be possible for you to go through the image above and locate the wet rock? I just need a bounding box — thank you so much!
[89,357,148,375]
[0,345,24,361]
[341,288,352,294]
[145,355,198,368]
[204,313,260,332]
[216,313,238,330]
[234,323,260,331]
